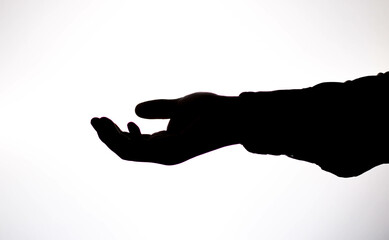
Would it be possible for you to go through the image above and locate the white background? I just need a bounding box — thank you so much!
[1,0,389,239]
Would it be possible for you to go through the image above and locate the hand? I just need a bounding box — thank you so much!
[91,92,241,165]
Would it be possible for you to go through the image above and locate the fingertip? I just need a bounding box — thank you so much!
[135,99,177,119]
[135,103,145,118]
[127,121,141,135]
[91,117,100,128]
[135,101,156,118]
[127,121,135,129]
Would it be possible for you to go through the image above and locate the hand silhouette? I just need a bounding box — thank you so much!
[91,92,241,165]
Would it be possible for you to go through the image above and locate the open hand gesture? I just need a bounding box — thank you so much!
[91,92,241,165]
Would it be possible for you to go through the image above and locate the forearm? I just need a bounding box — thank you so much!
[237,72,389,177]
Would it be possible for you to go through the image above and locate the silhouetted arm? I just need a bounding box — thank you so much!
[239,72,389,177]
[91,72,388,177]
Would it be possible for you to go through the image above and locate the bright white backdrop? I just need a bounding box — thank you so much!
[1,0,389,239]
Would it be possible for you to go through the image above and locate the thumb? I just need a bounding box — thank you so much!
[135,99,178,119]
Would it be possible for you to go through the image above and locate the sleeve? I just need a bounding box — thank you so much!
[237,72,389,177]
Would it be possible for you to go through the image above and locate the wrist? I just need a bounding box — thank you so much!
[236,89,300,155]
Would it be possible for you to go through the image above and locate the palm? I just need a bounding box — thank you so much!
[91,92,239,164]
